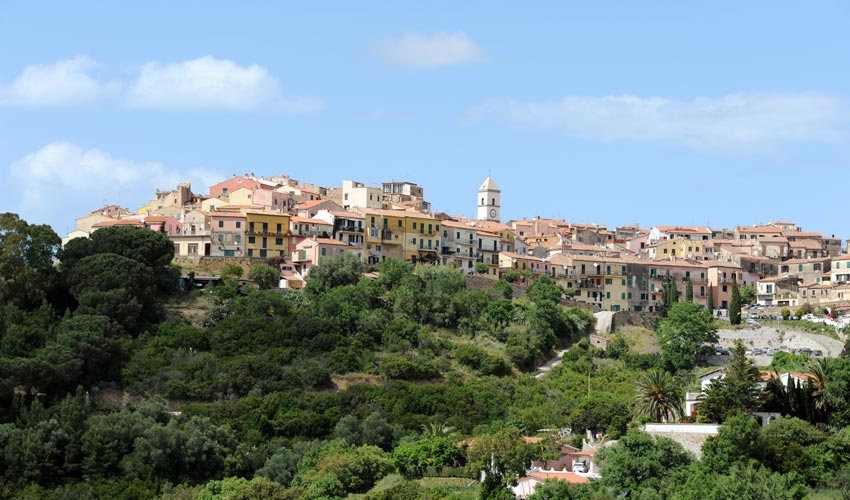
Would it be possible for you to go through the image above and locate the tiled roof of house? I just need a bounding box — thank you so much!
[655,225,711,234]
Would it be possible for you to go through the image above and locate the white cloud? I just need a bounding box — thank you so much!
[0,57,119,107]
[373,31,486,69]
[10,142,222,232]
[125,55,322,112]
[470,93,846,148]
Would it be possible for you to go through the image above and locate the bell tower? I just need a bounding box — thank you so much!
[477,176,500,221]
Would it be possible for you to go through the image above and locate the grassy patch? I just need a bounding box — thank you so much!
[613,326,659,354]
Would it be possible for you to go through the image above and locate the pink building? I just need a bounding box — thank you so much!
[292,237,349,275]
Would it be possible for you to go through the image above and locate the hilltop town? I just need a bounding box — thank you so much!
[64,173,850,314]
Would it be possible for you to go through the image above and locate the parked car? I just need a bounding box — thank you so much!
[714,346,730,355]
[813,350,824,357]
[572,462,588,473]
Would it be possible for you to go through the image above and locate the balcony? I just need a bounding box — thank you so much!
[381,230,394,241]
[441,248,455,256]
[339,225,364,233]
[246,230,289,237]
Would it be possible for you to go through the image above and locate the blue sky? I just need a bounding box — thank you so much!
[1,1,848,237]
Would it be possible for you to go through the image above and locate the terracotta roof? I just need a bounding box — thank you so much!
[833,255,850,261]
[655,226,711,234]
[789,240,822,250]
[738,226,783,233]
[780,257,829,265]
[297,199,334,209]
[783,231,822,238]
[315,237,349,246]
[501,252,544,262]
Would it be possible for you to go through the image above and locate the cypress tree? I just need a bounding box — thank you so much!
[685,278,694,302]
[730,276,741,325]
[707,284,714,311]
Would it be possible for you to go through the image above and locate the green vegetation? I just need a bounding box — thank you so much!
[4,212,850,499]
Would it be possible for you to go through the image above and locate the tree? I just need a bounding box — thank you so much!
[729,276,742,325]
[701,414,763,472]
[0,213,63,310]
[393,436,464,477]
[598,429,692,497]
[492,279,513,299]
[66,253,159,331]
[685,278,693,302]
[466,427,534,495]
[474,261,489,275]
[220,264,244,279]
[304,253,364,298]
[739,284,757,305]
[707,284,714,311]
[698,341,761,423]
[248,264,280,290]
[60,225,176,291]
[633,369,684,422]
[656,302,718,371]
[526,276,563,304]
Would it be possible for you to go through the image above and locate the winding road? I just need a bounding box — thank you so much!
[534,311,614,378]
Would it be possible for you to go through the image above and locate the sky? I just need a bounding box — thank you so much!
[1,1,848,237]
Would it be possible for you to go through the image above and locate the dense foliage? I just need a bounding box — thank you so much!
[4,213,850,499]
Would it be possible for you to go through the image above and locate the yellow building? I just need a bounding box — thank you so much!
[202,197,229,212]
[364,209,406,263]
[244,211,290,258]
[402,214,440,263]
[363,209,441,264]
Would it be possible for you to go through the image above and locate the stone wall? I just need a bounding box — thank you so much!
[173,256,269,276]
[611,311,658,332]
[643,423,720,459]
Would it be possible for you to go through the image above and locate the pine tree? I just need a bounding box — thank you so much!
[707,284,714,311]
[729,276,741,325]
[685,278,693,302]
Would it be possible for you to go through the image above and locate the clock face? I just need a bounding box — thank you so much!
[489,208,497,218]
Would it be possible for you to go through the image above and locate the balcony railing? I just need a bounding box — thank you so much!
[381,230,394,240]
[339,225,364,233]
[246,230,289,237]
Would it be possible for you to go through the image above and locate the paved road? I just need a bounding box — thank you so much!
[717,325,844,358]
[594,311,614,334]
[534,311,615,378]
[534,349,569,378]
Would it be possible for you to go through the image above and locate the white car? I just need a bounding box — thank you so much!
[572,462,588,473]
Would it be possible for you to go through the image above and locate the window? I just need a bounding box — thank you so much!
[621,279,626,285]
[397,220,402,227]
[799,264,804,272]
[247,249,253,256]
[236,221,241,228]
[412,238,417,244]
[606,292,611,299]
[413,222,417,229]
[321,247,326,256]
[248,236,255,244]
[275,238,283,245]
[218,220,224,228]
[605,278,613,285]
[622,293,626,300]
[188,244,198,255]
[722,285,728,292]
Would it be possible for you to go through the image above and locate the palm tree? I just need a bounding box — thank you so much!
[633,369,684,422]
[807,358,830,413]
